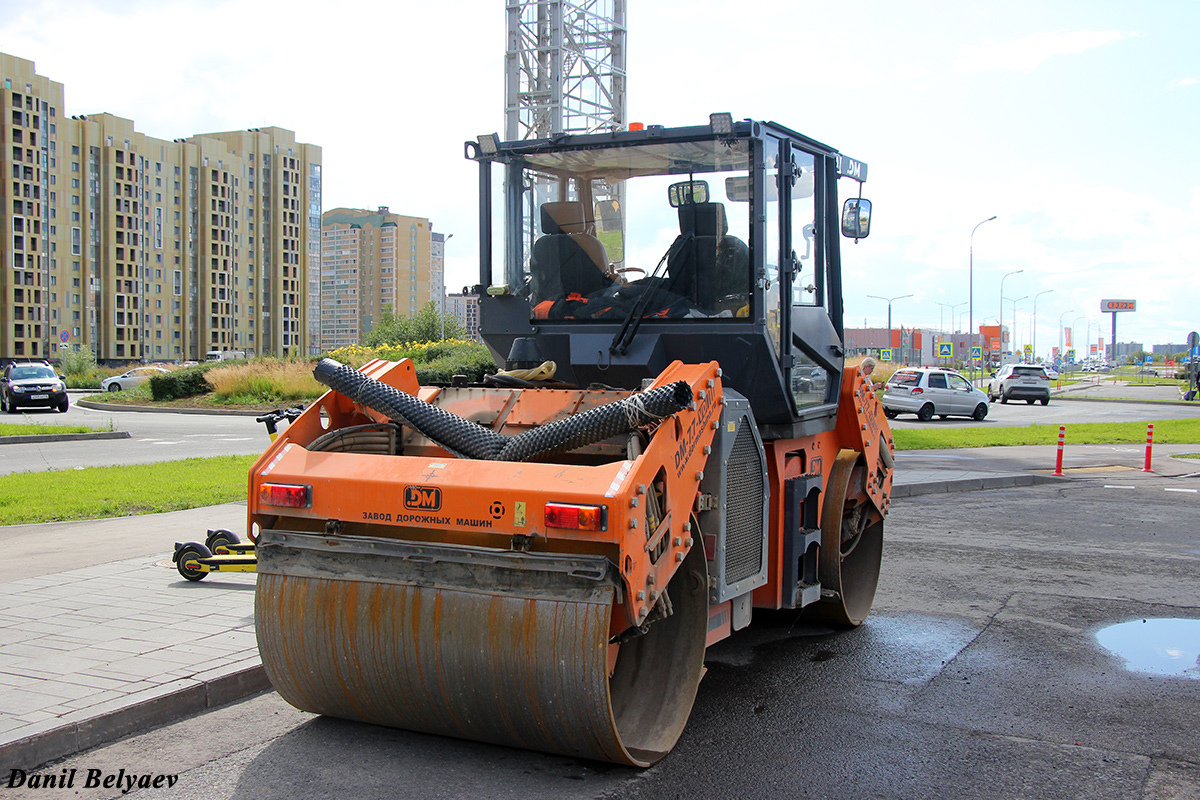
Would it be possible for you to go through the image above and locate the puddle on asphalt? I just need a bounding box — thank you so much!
[1096,618,1200,679]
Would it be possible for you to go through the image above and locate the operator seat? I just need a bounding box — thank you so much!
[667,202,749,312]
[528,201,612,304]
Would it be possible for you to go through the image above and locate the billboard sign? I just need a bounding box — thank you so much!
[1100,299,1136,312]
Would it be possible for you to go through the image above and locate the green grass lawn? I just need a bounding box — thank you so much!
[0,422,103,436]
[892,418,1200,450]
[0,455,256,525]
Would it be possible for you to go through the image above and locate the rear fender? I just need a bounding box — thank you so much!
[832,365,895,518]
[608,361,723,629]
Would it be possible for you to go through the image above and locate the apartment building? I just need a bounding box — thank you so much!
[319,207,434,350]
[445,292,480,342]
[0,53,321,362]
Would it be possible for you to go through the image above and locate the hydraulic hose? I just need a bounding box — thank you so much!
[313,359,507,460]
[312,358,691,463]
[496,381,691,462]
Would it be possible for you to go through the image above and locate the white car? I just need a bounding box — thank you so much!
[882,368,990,421]
[100,366,170,393]
[988,364,1050,405]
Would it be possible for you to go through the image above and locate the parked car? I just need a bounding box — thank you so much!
[1044,367,1060,379]
[882,368,989,421]
[100,366,170,393]
[988,363,1051,405]
[1,361,69,413]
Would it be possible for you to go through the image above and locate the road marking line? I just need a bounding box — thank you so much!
[1164,488,1198,493]
[1103,485,1136,489]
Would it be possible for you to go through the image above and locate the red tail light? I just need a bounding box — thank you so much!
[259,483,311,508]
[912,387,924,394]
[544,502,605,531]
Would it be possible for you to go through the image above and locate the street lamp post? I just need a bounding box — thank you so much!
[1073,316,1086,365]
[998,269,1023,367]
[1031,289,1053,363]
[969,215,998,383]
[1005,295,1027,360]
[867,293,913,363]
[935,301,964,362]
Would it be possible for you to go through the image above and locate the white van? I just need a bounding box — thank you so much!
[204,350,247,362]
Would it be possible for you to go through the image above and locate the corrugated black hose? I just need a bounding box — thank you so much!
[313,358,691,463]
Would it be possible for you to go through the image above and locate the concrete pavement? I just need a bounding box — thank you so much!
[2,439,1199,772]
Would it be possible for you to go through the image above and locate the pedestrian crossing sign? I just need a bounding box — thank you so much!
[938,342,953,357]
[971,346,982,359]
[881,348,893,362]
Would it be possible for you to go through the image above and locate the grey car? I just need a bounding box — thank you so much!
[882,367,989,421]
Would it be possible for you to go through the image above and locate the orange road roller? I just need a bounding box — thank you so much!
[251,115,893,766]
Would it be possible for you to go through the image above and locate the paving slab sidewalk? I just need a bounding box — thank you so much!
[2,443,1197,771]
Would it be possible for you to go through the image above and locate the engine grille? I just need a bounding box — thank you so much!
[724,418,765,585]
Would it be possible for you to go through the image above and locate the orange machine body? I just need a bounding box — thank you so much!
[248,356,892,647]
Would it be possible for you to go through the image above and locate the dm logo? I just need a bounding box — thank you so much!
[404,485,442,511]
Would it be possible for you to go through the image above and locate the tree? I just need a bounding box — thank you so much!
[362,302,466,347]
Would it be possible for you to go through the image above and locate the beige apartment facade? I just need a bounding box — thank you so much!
[320,207,435,350]
[0,52,321,363]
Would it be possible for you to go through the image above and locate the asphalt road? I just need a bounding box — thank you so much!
[0,398,268,476]
[13,470,1199,800]
[888,395,1200,429]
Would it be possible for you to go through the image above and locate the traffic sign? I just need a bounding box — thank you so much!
[970,346,982,359]
[1066,349,1076,362]
[937,342,953,357]
[880,348,893,362]
[59,330,69,343]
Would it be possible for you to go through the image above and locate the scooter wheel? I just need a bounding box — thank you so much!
[174,542,212,582]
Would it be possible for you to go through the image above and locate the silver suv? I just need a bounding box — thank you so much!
[988,364,1050,405]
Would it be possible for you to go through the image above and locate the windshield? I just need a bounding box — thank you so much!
[10,365,56,380]
[500,138,753,322]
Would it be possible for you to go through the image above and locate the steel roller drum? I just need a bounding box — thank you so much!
[255,530,708,767]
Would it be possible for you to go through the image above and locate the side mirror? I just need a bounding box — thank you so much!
[841,198,871,239]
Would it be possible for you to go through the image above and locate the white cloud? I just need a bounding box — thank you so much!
[1169,77,1198,88]
[956,30,1132,72]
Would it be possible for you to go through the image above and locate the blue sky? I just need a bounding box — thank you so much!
[2,0,1196,356]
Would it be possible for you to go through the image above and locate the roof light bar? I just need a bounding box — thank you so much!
[477,133,499,155]
[709,112,733,136]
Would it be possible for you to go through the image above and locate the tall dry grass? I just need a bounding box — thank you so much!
[204,359,323,402]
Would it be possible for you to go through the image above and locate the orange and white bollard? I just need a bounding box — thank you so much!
[1054,425,1066,476]
[1143,423,1154,473]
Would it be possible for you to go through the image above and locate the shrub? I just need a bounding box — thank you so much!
[325,340,498,384]
[149,363,219,400]
[60,347,98,376]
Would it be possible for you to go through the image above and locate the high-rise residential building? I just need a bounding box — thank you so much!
[320,207,433,350]
[445,292,481,342]
[0,53,321,362]
[431,231,447,314]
